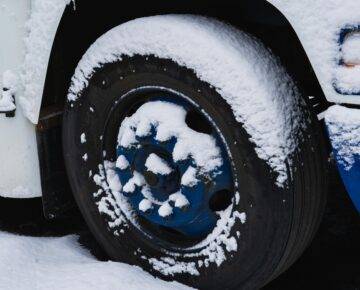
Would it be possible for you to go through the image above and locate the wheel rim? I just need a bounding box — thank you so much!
[114,92,234,240]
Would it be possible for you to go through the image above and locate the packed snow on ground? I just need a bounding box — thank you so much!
[0,231,193,290]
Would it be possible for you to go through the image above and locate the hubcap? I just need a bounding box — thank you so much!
[115,96,233,238]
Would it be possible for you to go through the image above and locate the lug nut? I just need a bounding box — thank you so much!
[180,204,190,212]
[158,202,173,218]
[139,199,153,213]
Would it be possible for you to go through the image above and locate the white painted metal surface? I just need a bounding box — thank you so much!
[0,0,41,198]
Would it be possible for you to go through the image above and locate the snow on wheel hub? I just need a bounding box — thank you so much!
[115,97,233,238]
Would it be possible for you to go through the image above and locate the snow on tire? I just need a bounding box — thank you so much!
[63,15,328,289]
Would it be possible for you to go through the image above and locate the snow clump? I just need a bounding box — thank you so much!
[118,101,223,175]
[145,153,173,175]
[0,70,18,112]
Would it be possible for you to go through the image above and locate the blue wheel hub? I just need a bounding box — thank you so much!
[115,97,233,237]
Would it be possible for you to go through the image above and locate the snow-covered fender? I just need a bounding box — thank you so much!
[0,0,359,202]
[21,0,360,125]
[268,0,360,105]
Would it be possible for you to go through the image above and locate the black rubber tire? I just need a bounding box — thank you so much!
[63,55,328,290]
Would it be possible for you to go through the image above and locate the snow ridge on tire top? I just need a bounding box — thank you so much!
[68,15,303,187]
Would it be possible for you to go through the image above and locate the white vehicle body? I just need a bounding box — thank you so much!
[0,0,359,198]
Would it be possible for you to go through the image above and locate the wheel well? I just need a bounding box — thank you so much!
[37,0,328,218]
[41,0,328,114]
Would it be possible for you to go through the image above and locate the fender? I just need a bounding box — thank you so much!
[268,0,360,106]
[20,0,360,126]
[0,0,359,202]
[0,0,71,198]
[0,0,41,198]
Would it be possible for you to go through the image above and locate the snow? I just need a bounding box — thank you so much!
[342,32,360,65]
[69,15,303,186]
[146,257,199,277]
[17,0,360,128]
[0,231,193,290]
[335,28,360,93]
[116,100,223,219]
[123,171,145,194]
[116,155,130,170]
[20,0,73,123]
[80,133,87,144]
[106,167,122,193]
[118,101,223,175]
[91,162,249,276]
[145,153,173,175]
[93,158,247,276]
[139,199,153,212]
[82,153,88,162]
[0,70,18,111]
[325,105,360,170]
[144,207,247,276]
[268,0,360,105]
[169,192,190,209]
[335,66,360,94]
[181,167,199,187]
[93,161,135,232]
[158,202,173,218]
[0,186,34,199]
